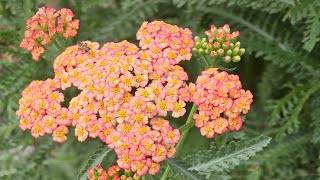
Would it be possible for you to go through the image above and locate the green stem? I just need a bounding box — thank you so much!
[175,105,197,153]
[178,121,195,132]
[161,104,198,180]
[61,39,67,51]
[202,56,210,68]
[52,38,62,53]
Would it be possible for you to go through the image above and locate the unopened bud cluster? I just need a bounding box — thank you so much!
[192,24,245,63]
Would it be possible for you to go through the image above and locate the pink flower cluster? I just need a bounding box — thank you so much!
[87,165,137,180]
[17,21,194,177]
[20,7,79,61]
[191,68,253,138]
[137,21,193,65]
[16,79,70,143]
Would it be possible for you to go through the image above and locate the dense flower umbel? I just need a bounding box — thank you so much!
[192,24,245,63]
[20,7,79,61]
[87,165,140,180]
[191,68,253,138]
[17,21,194,177]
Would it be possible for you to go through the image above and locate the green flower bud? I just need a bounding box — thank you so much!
[201,42,207,49]
[233,47,240,55]
[195,42,201,48]
[224,56,231,63]
[194,36,201,42]
[204,49,210,54]
[201,38,207,43]
[239,48,245,56]
[226,49,233,56]
[124,170,133,176]
[232,55,241,62]
[192,48,199,54]
[235,41,241,47]
[229,43,234,48]
[198,48,205,55]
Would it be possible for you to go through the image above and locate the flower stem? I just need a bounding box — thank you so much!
[178,121,195,132]
[52,38,62,53]
[161,104,197,180]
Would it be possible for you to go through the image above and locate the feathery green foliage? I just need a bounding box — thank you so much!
[77,144,114,180]
[187,136,271,174]
[268,81,320,137]
[1,0,320,179]
[166,158,206,180]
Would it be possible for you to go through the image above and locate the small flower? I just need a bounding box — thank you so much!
[213,117,228,134]
[53,125,69,143]
[75,125,88,142]
[200,122,215,138]
[228,116,243,131]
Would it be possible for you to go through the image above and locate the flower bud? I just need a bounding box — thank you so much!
[201,42,207,49]
[194,36,201,42]
[217,48,224,55]
[232,55,241,62]
[224,56,231,63]
[198,48,205,55]
[226,49,233,56]
[195,42,201,48]
[192,48,199,54]
[239,48,245,56]
[233,47,240,55]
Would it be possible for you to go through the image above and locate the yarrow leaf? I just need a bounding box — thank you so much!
[187,135,271,174]
[166,158,206,180]
[77,144,113,180]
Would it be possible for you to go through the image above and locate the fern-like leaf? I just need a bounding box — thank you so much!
[166,158,206,180]
[302,7,320,51]
[187,136,271,174]
[268,81,320,136]
[77,143,113,180]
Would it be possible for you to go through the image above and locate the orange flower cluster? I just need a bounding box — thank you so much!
[20,7,79,61]
[17,21,194,177]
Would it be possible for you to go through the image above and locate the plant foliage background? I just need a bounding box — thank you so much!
[1,0,320,179]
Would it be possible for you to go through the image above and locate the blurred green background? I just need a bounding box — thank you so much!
[1,0,320,179]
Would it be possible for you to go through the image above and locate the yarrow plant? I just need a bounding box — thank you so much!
[17,7,253,179]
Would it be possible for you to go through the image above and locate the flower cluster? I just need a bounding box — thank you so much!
[137,21,193,65]
[192,24,245,63]
[20,7,79,61]
[191,68,253,138]
[17,21,194,177]
[87,165,139,180]
[16,79,70,142]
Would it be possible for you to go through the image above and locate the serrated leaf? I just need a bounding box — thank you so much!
[77,143,113,180]
[187,136,271,174]
[166,158,206,180]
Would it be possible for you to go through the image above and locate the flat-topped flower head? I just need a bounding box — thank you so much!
[20,7,79,61]
[191,68,253,138]
[17,20,194,177]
